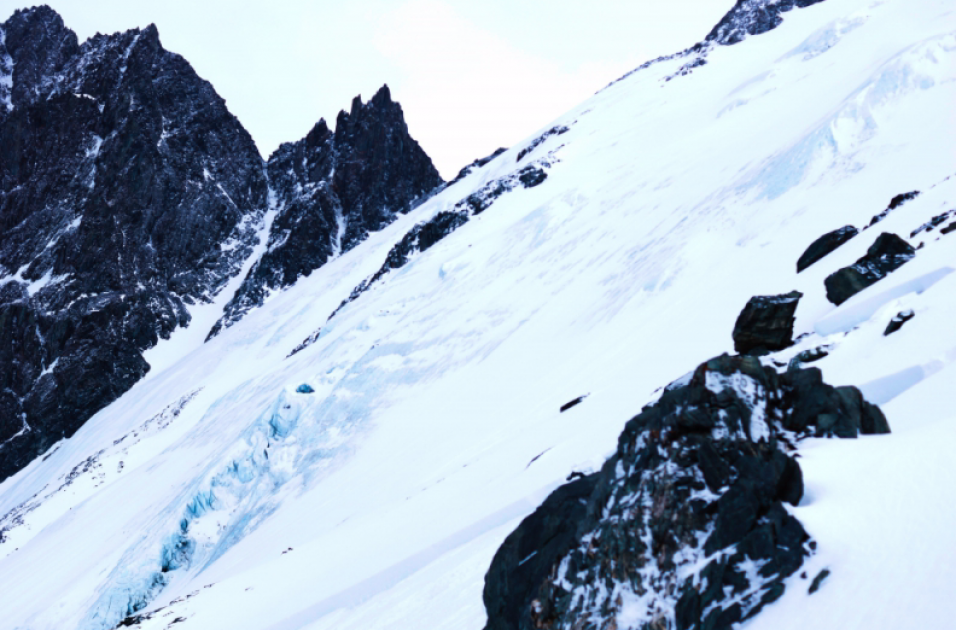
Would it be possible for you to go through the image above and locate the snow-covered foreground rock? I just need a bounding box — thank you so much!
[1,0,955,628]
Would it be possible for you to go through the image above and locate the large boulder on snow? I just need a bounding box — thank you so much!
[732,291,802,355]
[482,354,888,630]
[796,225,858,272]
[824,233,915,305]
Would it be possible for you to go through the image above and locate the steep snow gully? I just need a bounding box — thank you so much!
[2,0,956,629]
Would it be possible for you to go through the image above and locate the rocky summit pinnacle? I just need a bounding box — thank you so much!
[210,84,443,337]
[0,6,442,482]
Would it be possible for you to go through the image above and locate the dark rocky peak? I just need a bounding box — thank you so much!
[1,5,79,112]
[0,12,267,482]
[331,84,442,247]
[706,0,827,46]
[304,117,332,150]
[211,84,443,337]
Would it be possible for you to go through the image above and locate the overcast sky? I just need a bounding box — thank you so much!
[1,0,733,178]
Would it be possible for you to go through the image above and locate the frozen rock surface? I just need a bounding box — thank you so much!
[482,354,887,630]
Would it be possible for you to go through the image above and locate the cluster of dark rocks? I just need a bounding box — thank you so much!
[705,0,827,46]
[866,191,919,228]
[447,148,507,187]
[824,233,915,305]
[483,354,887,630]
[911,209,955,238]
[792,190,927,308]
[516,126,569,162]
[0,6,442,482]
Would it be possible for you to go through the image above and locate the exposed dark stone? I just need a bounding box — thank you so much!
[788,345,829,369]
[884,310,915,336]
[867,190,920,228]
[295,383,315,394]
[797,226,858,272]
[910,209,954,238]
[210,85,444,337]
[824,233,916,305]
[482,353,887,630]
[482,474,598,630]
[732,291,802,355]
[517,166,547,188]
[448,147,507,187]
[0,8,269,482]
[516,125,569,162]
[808,568,830,594]
[706,0,828,46]
[941,222,956,235]
[605,0,828,92]
[559,395,587,413]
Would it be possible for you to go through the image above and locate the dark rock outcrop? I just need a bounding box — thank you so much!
[706,0,827,46]
[0,7,269,482]
[797,226,858,272]
[884,310,915,336]
[516,125,569,162]
[824,233,915,305]
[559,395,587,413]
[482,354,888,630]
[448,147,507,187]
[910,209,953,238]
[732,291,802,355]
[210,85,443,337]
[607,0,829,94]
[867,190,920,228]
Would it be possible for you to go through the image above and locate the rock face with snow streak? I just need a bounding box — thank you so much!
[0,7,441,483]
[0,7,269,482]
[482,354,888,630]
[210,86,443,337]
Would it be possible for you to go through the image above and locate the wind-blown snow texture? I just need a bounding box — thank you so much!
[0,7,441,483]
[2,0,956,629]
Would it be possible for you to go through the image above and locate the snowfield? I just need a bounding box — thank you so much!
[2,0,956,628]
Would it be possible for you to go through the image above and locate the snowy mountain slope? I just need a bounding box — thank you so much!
[0,6,442,483]
[1,0,955,628]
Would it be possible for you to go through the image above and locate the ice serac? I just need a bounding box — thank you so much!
[210,85,443,337]
[0,6,269,482]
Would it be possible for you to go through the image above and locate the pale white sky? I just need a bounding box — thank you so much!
[1,0,733,178]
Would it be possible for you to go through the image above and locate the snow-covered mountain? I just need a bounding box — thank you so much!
[0,6,441,483]
[2,0,956,629]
